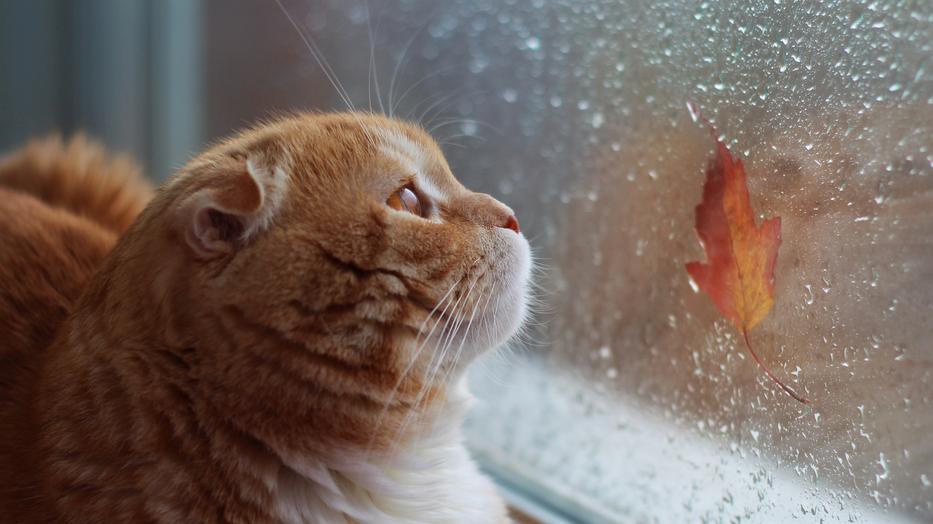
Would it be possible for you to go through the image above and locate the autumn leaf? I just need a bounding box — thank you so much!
[685,107,808,404]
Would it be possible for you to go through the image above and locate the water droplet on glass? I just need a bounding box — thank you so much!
[468,56,489,73]
[688,276,700,293]
[894,344,907,361]
[591,112,605,128]
[686,101,702,122]
[875,453,890,484]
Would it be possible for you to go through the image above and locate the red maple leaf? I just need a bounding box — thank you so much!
[686,103,808,404]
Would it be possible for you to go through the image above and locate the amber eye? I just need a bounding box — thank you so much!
[386,186,424,217]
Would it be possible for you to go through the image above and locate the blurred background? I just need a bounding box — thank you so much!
[0,0,200,183]
[2,1,932,522]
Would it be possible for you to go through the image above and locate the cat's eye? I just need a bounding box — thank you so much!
[386,186,424,217]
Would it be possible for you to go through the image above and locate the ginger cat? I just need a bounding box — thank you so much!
[0,113,531,523]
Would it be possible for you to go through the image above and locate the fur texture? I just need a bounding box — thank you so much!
[0,113,530,523]
[0,134,153,235]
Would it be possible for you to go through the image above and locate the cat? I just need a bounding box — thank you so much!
[0,113,531,523]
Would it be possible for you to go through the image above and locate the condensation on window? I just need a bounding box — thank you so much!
[205,0,933,521]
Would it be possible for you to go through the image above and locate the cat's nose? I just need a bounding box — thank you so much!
[463,193,520,234]
[502,214,521,234]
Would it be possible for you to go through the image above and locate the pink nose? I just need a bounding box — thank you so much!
[502,214,521,234]
[460,193,521,233]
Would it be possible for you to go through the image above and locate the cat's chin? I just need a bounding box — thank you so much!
[458,230,532,364]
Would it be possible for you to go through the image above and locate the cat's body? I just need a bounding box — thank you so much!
[0,137,152,522]
[0,114,529,523]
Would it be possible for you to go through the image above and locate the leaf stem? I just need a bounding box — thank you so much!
[742,329,810,404]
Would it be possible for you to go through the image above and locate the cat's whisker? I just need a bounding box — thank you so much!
[387,16,432,118]
[427,276,500,439]
[366,259,482,455]
[410,279,472,409]
[424,285,490,437]
[366,275,462,451]
[364,1,385,115]
[415,88,475,130]
[483,281,502,347]
[274,0,379,149]
[437,136,485,152]
[445,278,497,388]
[427,118,500,138]
[273,0,354,113]
[406,270,473,381]
[439,130,489,144]
[424,280,477,375]
[419,89,488,132]
[393,65,457,118]
[390,268,483,450]
[407,89,461,129]
[437,141,467,151]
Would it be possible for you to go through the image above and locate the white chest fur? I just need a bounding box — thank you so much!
[270,382,507,524]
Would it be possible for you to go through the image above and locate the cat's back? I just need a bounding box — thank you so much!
[0,187,117,402]
[0,188,118,522]
[0,188,116,365]
[0,134,148,375]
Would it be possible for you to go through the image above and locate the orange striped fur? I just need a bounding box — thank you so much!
[0,113,530,523]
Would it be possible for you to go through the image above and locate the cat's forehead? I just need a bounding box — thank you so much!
[195,113,461,199]
[372,123,454,200]
[303,113,462,199]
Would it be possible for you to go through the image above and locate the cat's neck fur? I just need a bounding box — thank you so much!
[269,379,507,524]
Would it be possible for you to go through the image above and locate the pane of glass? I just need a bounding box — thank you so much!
[202,0,933,521]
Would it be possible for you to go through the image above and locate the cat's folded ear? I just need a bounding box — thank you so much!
[174,156,287,259]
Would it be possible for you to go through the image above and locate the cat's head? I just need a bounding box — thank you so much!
[125,113,531,452]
